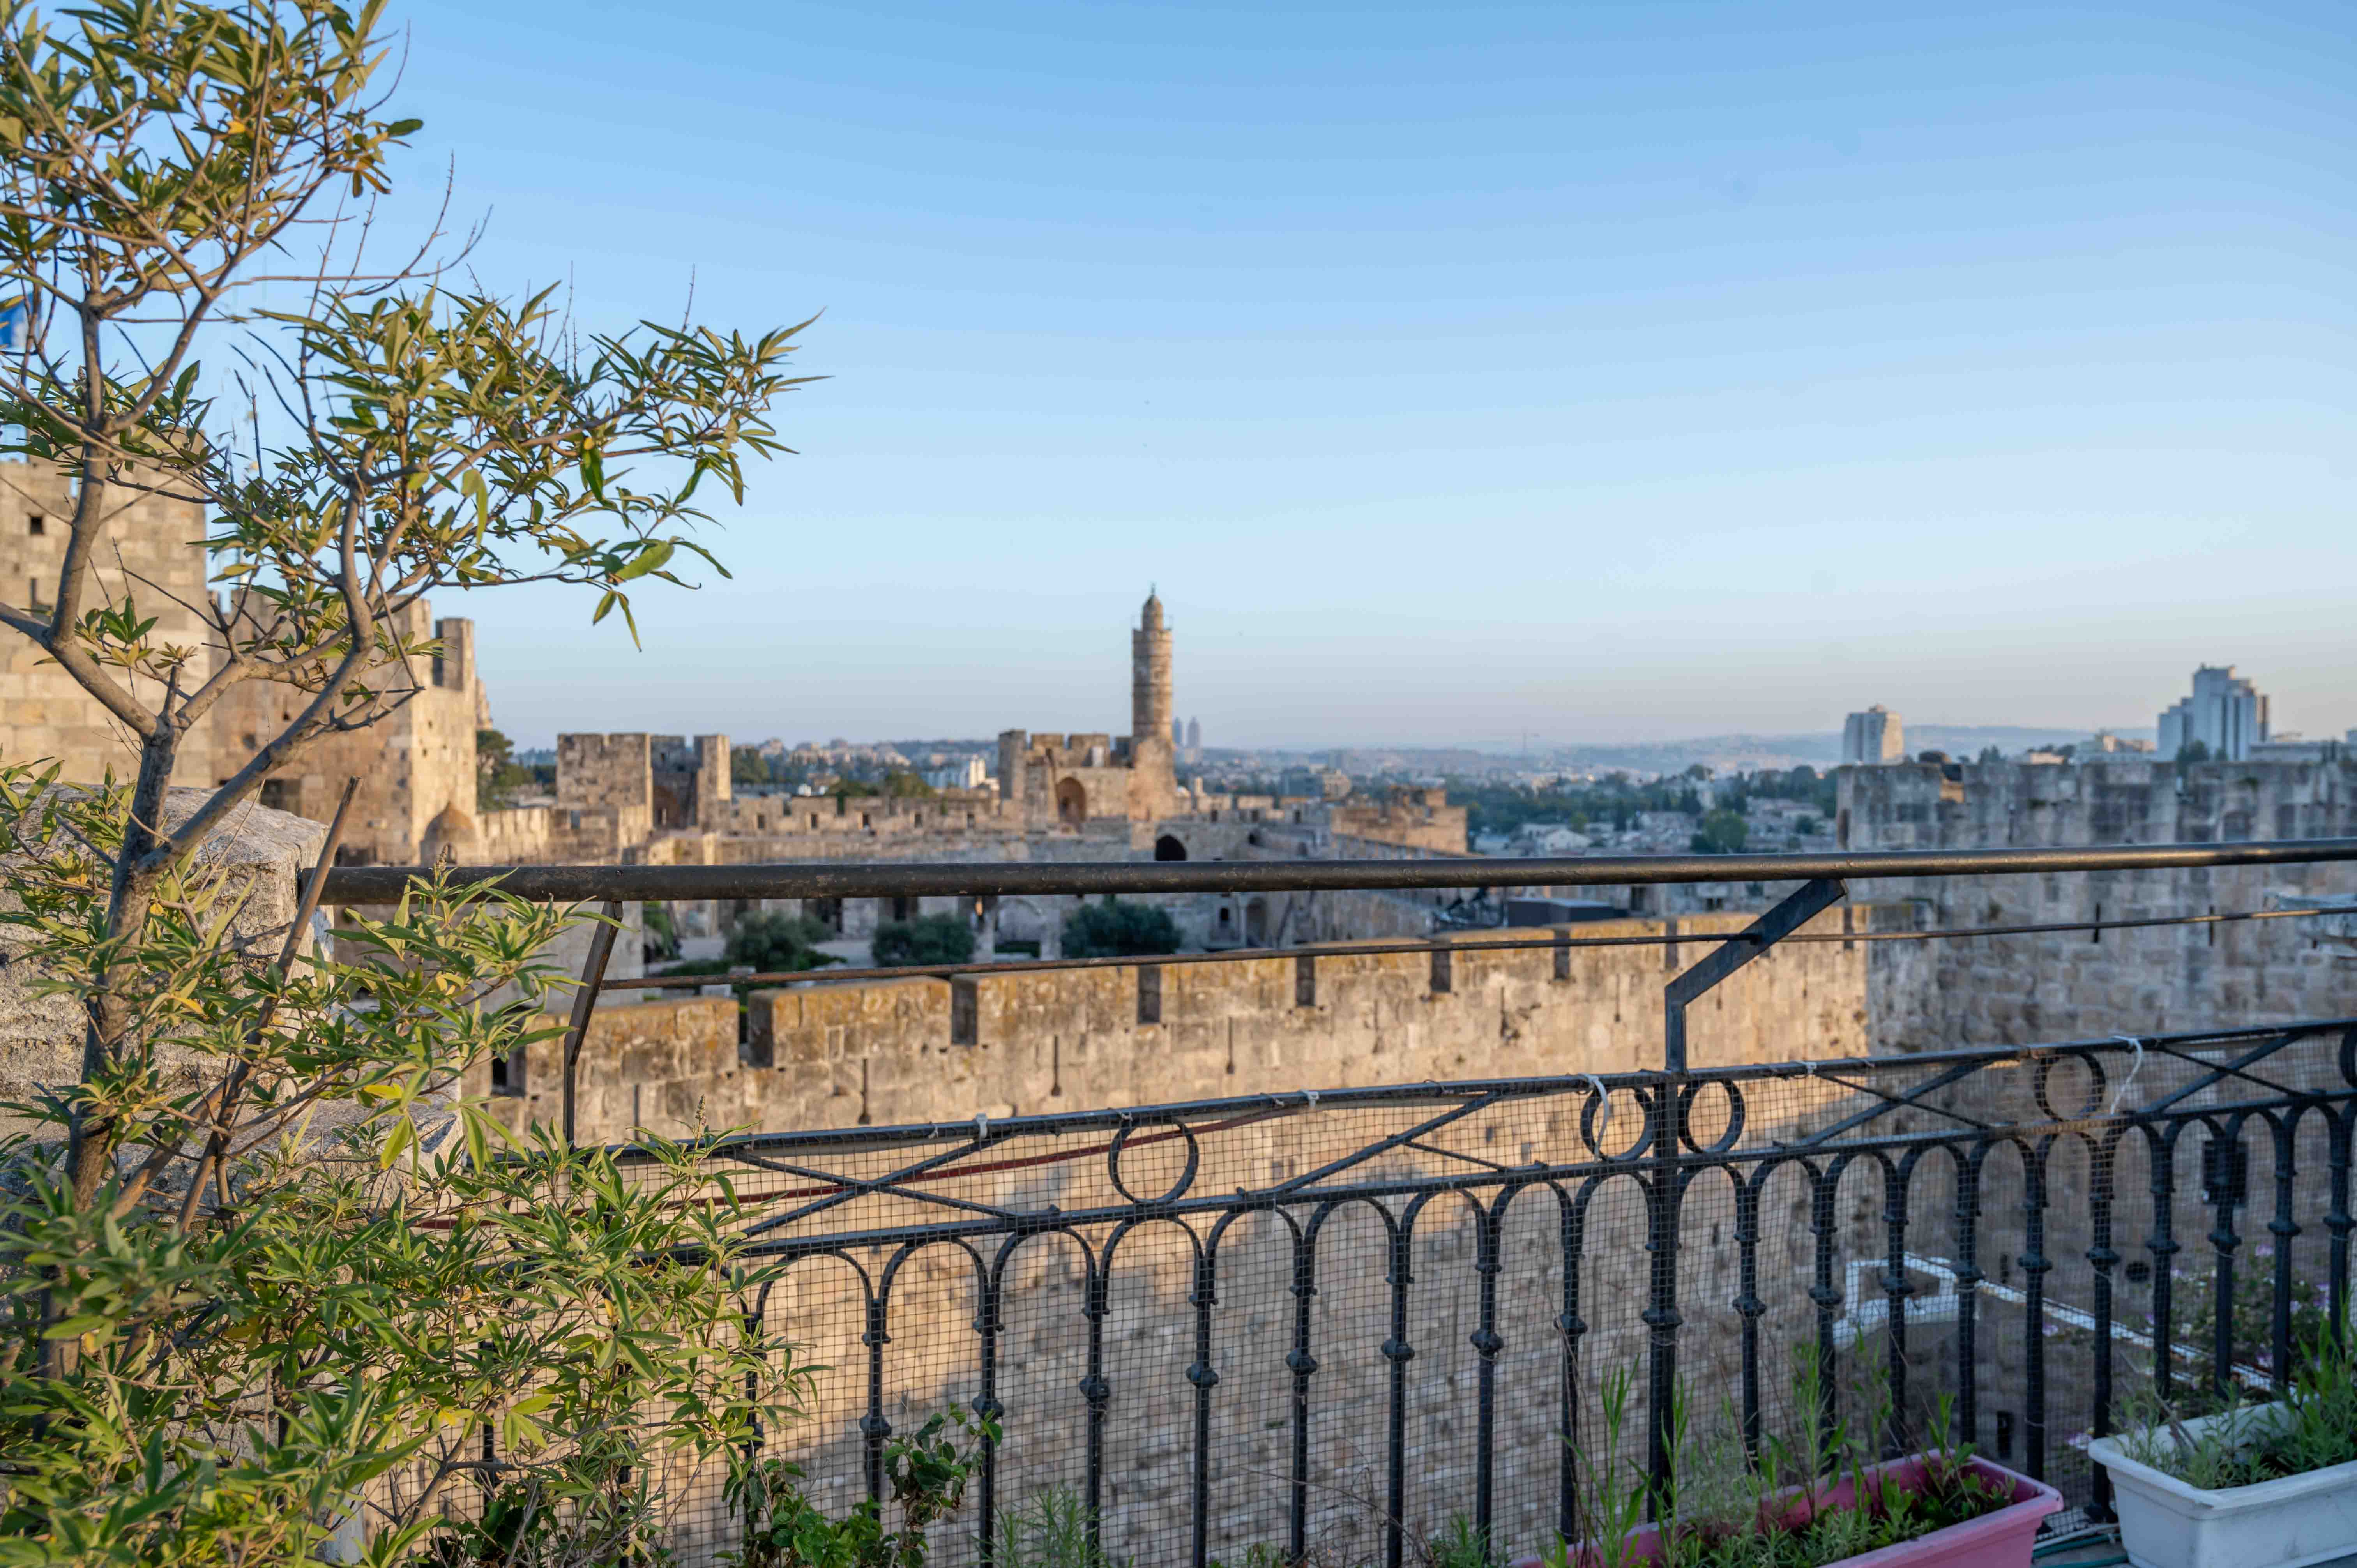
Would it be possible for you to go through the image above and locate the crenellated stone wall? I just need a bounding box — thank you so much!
[533,910,1888,1148]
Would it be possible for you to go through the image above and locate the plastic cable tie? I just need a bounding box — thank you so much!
[974,1113,988,1144]
[2106,1036,2145,1118]
[1584,1074,1611,1139]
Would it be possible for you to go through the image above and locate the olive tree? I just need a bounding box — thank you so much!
[0,1,815,1559]
[0,0,809,1204]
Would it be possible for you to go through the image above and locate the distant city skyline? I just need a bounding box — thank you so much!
[471,583,2327,752]
[371,0,2352,750]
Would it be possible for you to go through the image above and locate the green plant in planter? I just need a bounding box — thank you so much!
[995,1486,1127,1568]
[2114,1324,2357,1490]
[723,1410,993,1568]
[1427,1515,1504,1568]
[1548,1347,2010,1568]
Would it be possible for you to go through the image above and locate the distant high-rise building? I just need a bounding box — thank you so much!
[1186,716,1200,752]
[2158,666,2270,761]
[1841,706,1904,766]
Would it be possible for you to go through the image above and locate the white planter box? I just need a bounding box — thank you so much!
[2088,1404,2357,1568]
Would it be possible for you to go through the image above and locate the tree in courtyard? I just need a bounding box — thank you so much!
[1062,898,1181,958]
[724,910,838,973]
[0,2,819,1560]
[871,913,977,967]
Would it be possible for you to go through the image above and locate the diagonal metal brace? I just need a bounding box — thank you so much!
[561,899,625,1148]
[1664,878,1845,1072]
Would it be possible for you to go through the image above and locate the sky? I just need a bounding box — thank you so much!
[360,0,2354,750]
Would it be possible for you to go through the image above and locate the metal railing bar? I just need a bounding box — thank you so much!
[1786,1063,2009,1144]
[1792,1058,2001,1146]
[1259,1093,1508,1197]
[558,899,621,1146]
[605,903,2328,992]
[1394,1137,1527,1178]
[318,834,2357,904]
[608,1022,2355,1164]
[716,1080,2347,1260]
[700,1075,2342,1238]
[734,1125,1028,1239]
[2140,1028,2309,1115]
[727,1106,1292,1223]
[716,1146,1037,1229]
[2138,1035,2307,1112]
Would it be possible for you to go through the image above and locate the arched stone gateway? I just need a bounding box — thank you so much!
[1153,833,1187,861]
[1055,777,1087,825]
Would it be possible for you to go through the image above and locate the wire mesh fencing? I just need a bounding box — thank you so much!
[608,1021,2356,1568]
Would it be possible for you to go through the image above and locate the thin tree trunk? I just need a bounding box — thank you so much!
[67,723,179,1208]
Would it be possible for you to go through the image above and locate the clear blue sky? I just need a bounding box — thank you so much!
[370,0,2353,750]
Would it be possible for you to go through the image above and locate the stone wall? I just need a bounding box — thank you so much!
[1843,759,2357,1044]
[559,733,655,811]
[0,793,323,1134]
[216,599,488,867]
[479,802,654,864]
[531,910,1884,1148]
[0,461,222,788]
[1329,786,1469,854]
[480,991,730,1141]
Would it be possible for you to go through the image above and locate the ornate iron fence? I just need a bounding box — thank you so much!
[332,848,2357,1566]
[630,1021,2355,1568]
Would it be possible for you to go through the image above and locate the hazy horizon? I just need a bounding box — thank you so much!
[494,710,2168,758]
[352,0,2349,750]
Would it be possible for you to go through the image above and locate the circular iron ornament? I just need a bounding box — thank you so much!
[1677,1078,1747,1155]
[2034,1052,2105,1122]
[1107,1116,1202,1208]
[1580,1085,1654,1161]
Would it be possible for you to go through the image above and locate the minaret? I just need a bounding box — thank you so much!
[1131,590,1173,752]
[1128,590,1176,815]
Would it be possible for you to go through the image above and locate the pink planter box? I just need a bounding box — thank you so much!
[1510,1454,2063,1568]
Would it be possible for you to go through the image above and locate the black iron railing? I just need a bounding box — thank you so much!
[313,844,2357,1567]
[594,1027,2357,1568]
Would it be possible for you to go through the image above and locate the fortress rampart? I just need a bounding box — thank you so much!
[493,909,1890,1147]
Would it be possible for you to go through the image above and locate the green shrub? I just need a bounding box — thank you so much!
[872,914,977,967]
[2115,1328,2357,1489]
[725,1411,989,1568]
[1062,899,1181,958]
[996,1486,1124,1568]
[726,912,840,973]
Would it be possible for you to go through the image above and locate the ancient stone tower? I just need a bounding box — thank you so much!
[1125,590,1180,817]
[1131,590,1172,754]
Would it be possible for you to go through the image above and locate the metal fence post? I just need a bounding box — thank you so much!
[1651,878,1845,1506]
[560,899,625,1148]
